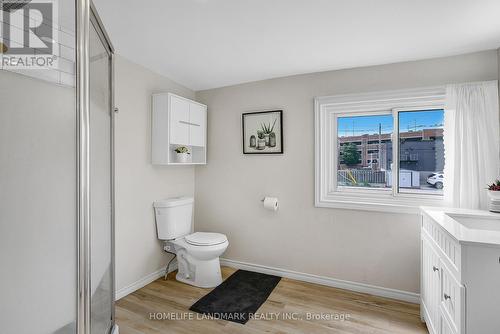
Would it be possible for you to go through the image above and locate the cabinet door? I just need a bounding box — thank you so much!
[441,262,464,333]
[422,234,441,333]
[169,95,190,145]
[189,102,206,147]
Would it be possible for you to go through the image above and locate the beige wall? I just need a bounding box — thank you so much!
[195,50,499,294]
[114,56,196,292]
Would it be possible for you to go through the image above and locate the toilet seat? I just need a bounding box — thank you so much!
[185,232,227,246]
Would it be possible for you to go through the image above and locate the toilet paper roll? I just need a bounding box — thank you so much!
[263,197,279,211]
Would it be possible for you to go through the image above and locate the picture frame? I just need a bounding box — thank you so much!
[242,110,283,154]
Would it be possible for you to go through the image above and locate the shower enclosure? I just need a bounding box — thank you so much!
[0,1,116,333]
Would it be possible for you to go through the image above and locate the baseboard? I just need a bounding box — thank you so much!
[115,262,178,301]
[115,258,419,303]
[220,258,419,304]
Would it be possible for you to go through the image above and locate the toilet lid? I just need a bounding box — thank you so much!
[185,232,227,246]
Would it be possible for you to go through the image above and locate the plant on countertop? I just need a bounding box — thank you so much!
[487,179,500,191]
[174,146,190,154]
[487,179,500,213]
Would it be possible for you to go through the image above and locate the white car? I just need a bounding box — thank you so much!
[427,172,444,189]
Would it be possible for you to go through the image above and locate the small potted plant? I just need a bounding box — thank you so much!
[487,179,500,212]
[174,146,191,163]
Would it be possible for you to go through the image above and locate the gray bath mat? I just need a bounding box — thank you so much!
[189,269,281,324]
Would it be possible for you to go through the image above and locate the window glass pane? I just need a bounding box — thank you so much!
[337,114,393,189]
[398,110,444,195]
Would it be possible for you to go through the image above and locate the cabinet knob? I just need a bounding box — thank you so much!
[444,293,451,300]
[432,266,439,272]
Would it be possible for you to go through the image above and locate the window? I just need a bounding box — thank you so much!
[315,87,447,213]
[397,110,444,195]
[337,114,393,190]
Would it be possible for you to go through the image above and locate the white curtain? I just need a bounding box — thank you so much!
[444,81,499,209]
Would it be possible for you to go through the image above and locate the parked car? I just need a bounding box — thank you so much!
[427,172,444,189]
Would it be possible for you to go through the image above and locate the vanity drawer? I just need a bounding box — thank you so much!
[437,230,461,272]
[440,262,465,333]
[422,214,461,273]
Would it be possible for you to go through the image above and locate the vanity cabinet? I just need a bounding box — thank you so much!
[421,233,441,333]
[420,209,500,334]
[152,93,207,165]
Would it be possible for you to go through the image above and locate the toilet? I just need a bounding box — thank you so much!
[153,196,228,288]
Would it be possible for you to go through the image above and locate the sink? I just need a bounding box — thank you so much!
[447,213,500,231]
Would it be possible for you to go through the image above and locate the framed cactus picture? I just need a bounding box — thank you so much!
[242,110,283,154]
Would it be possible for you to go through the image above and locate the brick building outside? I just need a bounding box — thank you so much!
[338,128,444,187]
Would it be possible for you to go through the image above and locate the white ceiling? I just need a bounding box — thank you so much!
[93,0,500,91]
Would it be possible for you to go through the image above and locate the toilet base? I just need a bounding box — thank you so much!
[165,237,228,289]
[176,257,223,288]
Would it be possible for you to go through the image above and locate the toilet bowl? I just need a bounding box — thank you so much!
[154,197,228,288]
[168,232,228,288]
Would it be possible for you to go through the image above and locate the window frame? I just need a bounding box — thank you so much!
[315,87,449,214]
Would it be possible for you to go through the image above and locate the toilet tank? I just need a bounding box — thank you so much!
[153,197,193,240]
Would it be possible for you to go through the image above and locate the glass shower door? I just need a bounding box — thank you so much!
[89,8,114,334]
[1,1,115,333]
[0,1,77,333]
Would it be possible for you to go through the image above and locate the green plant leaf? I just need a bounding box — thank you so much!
[175,146,189,154]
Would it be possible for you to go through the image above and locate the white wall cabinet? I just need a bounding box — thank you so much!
[152,93,207,165]
[420,210,500,334]
[188,102,206,147]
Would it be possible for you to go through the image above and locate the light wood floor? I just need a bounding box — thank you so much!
[116,267,428,334]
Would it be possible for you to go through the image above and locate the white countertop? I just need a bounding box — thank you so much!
[421,206,500,245]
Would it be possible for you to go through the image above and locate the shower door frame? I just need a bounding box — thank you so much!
[76,1,116,333]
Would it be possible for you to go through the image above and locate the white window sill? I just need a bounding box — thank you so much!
[315,193,446,214]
